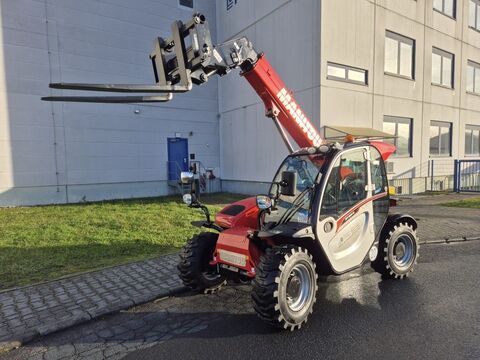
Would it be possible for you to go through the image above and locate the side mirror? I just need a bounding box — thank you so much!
[280,171,297,196]
[180,171,194,184]
[256,195,273,210]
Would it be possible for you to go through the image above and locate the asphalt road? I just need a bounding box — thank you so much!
[3,241,480,360]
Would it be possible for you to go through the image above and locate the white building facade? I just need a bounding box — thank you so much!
[219,0,480,195]
[0,0,219,206]
[1,0,480,205]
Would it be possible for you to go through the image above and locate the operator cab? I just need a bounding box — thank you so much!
[258,145,334,232]
[257,140,392,274]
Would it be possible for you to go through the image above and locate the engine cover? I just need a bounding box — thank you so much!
[215,197,259,229]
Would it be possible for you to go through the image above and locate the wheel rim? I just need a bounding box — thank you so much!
[286,263,312,312]
[201,254,222,281]
[392,234,415,270]
[201,262,222,281]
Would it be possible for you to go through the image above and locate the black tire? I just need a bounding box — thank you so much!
[251,246,318,331]
[371,222,419,279]
[177,232,226,293]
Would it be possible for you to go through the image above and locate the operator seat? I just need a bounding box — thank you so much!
[339,165,364,207]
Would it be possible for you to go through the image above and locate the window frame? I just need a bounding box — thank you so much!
[465,124,480,156]
[433,0,456,19]
[470,0,480,31]
[370,147,388,196]
[326,62,369,86]
[319,147,369,220]
[467,60,480,94]
[429,121,453,157]
[431,47,455,89]
[384,30,416,80]
[383,116,413,158]
[178,0,194,10]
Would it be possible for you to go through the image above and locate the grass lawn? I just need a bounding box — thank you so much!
[0,193,245,290]
[441,197,480,209]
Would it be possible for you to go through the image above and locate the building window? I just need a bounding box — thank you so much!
[383,116,413,157]
[385,31,415,79]
[327,62,368,85]
[470,0,480,31]
[430,121,452,157]
[179,0,194,9]
[465,125,480,156]
[226,0,239,10]
[433,0,456,18]
[432,48,454,88]
[466,60,480,93]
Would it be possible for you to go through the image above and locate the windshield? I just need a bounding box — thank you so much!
[264,154,325,227]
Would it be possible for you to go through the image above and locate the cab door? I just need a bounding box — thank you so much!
[315,147,376,273]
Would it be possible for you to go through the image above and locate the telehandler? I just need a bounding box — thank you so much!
[43,13,419,330]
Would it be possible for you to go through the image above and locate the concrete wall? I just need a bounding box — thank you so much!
[0,0,219,206]
[216,0,321,195]
[321,0,480,181]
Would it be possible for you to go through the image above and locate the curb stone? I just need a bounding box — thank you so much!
[420,236,480,245]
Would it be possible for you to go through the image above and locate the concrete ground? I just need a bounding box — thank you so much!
[2,240,479,360]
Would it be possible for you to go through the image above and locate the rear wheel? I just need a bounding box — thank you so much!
[177,232,226,293]
[371,222,419,279]
[251,246,318,331]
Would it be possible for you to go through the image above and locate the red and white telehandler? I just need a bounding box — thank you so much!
[43,13,419,330]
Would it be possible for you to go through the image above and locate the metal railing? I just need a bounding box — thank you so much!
[389,175,454,195]
[454,160,480,193]
[388,159,470,195]
[166,160,220,195]
[189,160,220,194]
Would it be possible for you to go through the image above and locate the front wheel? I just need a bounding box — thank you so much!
[177,232,226,293]
[371,222,419,279]
[251,246,318,331]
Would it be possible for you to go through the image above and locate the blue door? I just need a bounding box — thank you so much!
[167,138,188,181]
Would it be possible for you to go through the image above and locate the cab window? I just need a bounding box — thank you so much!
[320,148,368,218]
[370,147,387,195]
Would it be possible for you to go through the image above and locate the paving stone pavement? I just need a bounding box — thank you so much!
[0,255,182,353]
[393,193,480,242]
[0,193,478,355]
[2,240,480,360]
[0,284,253,360]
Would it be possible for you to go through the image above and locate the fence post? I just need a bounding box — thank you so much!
[453,160,459,192]
[430,160,434,191]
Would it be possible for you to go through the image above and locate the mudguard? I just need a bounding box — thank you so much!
[384,214,418,230]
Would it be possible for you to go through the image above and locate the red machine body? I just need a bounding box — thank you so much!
[211,227,260,277]
[214,197,259,229]
[210,197,260,277]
